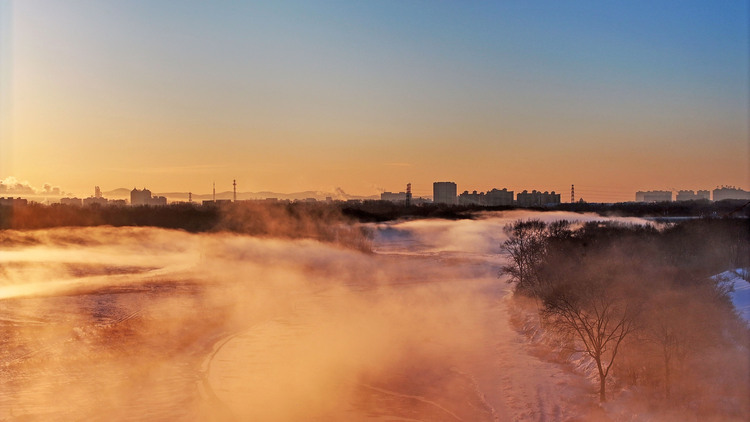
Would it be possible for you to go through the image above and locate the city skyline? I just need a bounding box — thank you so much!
[1,1,748,203]
[3,174,748,205]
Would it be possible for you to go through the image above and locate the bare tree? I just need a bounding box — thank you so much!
[642,286,724,400]
[542,277,638,402]
[500,220,570,297]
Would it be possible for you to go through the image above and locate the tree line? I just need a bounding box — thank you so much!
[0,202,371,251]
[501,218,749,415]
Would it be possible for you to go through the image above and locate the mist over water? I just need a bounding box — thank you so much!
[0,211,741,421]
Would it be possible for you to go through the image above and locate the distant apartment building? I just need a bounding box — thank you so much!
[83,196,108,207]
[458,190,484,206]
[635,190,672,202]
[433,182,457,205]
[458,188,514,206]
[202,199,231,206]
[381,191,408,203]
[675,190,710,201]
[713,186,750,201]
[485,188,514,206]
[0,197,28,207]
[131,188,167,206]
[151,196,167,206]
[61,197,83,206]
[516,190,561,207]
[131,188,152,205]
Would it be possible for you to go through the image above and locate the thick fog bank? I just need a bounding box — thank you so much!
[1,211,745,421]
[1,222,499,420]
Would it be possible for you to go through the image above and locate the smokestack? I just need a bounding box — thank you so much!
[213,182,215,202]
[571,184,575,203]
[233,179,237,202]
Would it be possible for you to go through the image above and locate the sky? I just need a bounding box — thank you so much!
[1,0,748,202]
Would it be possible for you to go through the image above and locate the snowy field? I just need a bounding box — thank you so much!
[0,211,742,421]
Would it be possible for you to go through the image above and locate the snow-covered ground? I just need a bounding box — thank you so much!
[714,268,750,324]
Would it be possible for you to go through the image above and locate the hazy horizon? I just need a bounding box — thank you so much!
[1,1,748,202]
[0,175,747,204]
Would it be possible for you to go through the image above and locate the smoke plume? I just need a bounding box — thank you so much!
[0,176,69,197]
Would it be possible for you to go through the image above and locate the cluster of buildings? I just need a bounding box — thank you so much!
[435,182,560,207]
[61,186,128,207]
[380,182,561,207]
[635,186,750,203]
[60,186,164,207]
[5,181,750,209]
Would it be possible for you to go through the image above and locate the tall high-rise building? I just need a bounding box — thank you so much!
[433,182,457,205]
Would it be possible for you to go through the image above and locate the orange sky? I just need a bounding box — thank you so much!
[1,1,748,202]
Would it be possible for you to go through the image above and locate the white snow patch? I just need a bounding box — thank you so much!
[714,268,750,324]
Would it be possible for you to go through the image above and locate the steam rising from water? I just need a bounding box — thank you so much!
[0,212,702,421]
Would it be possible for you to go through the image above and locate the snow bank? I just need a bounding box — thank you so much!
[714,269,750,324]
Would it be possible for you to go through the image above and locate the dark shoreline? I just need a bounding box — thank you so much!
[1,199,747,233]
